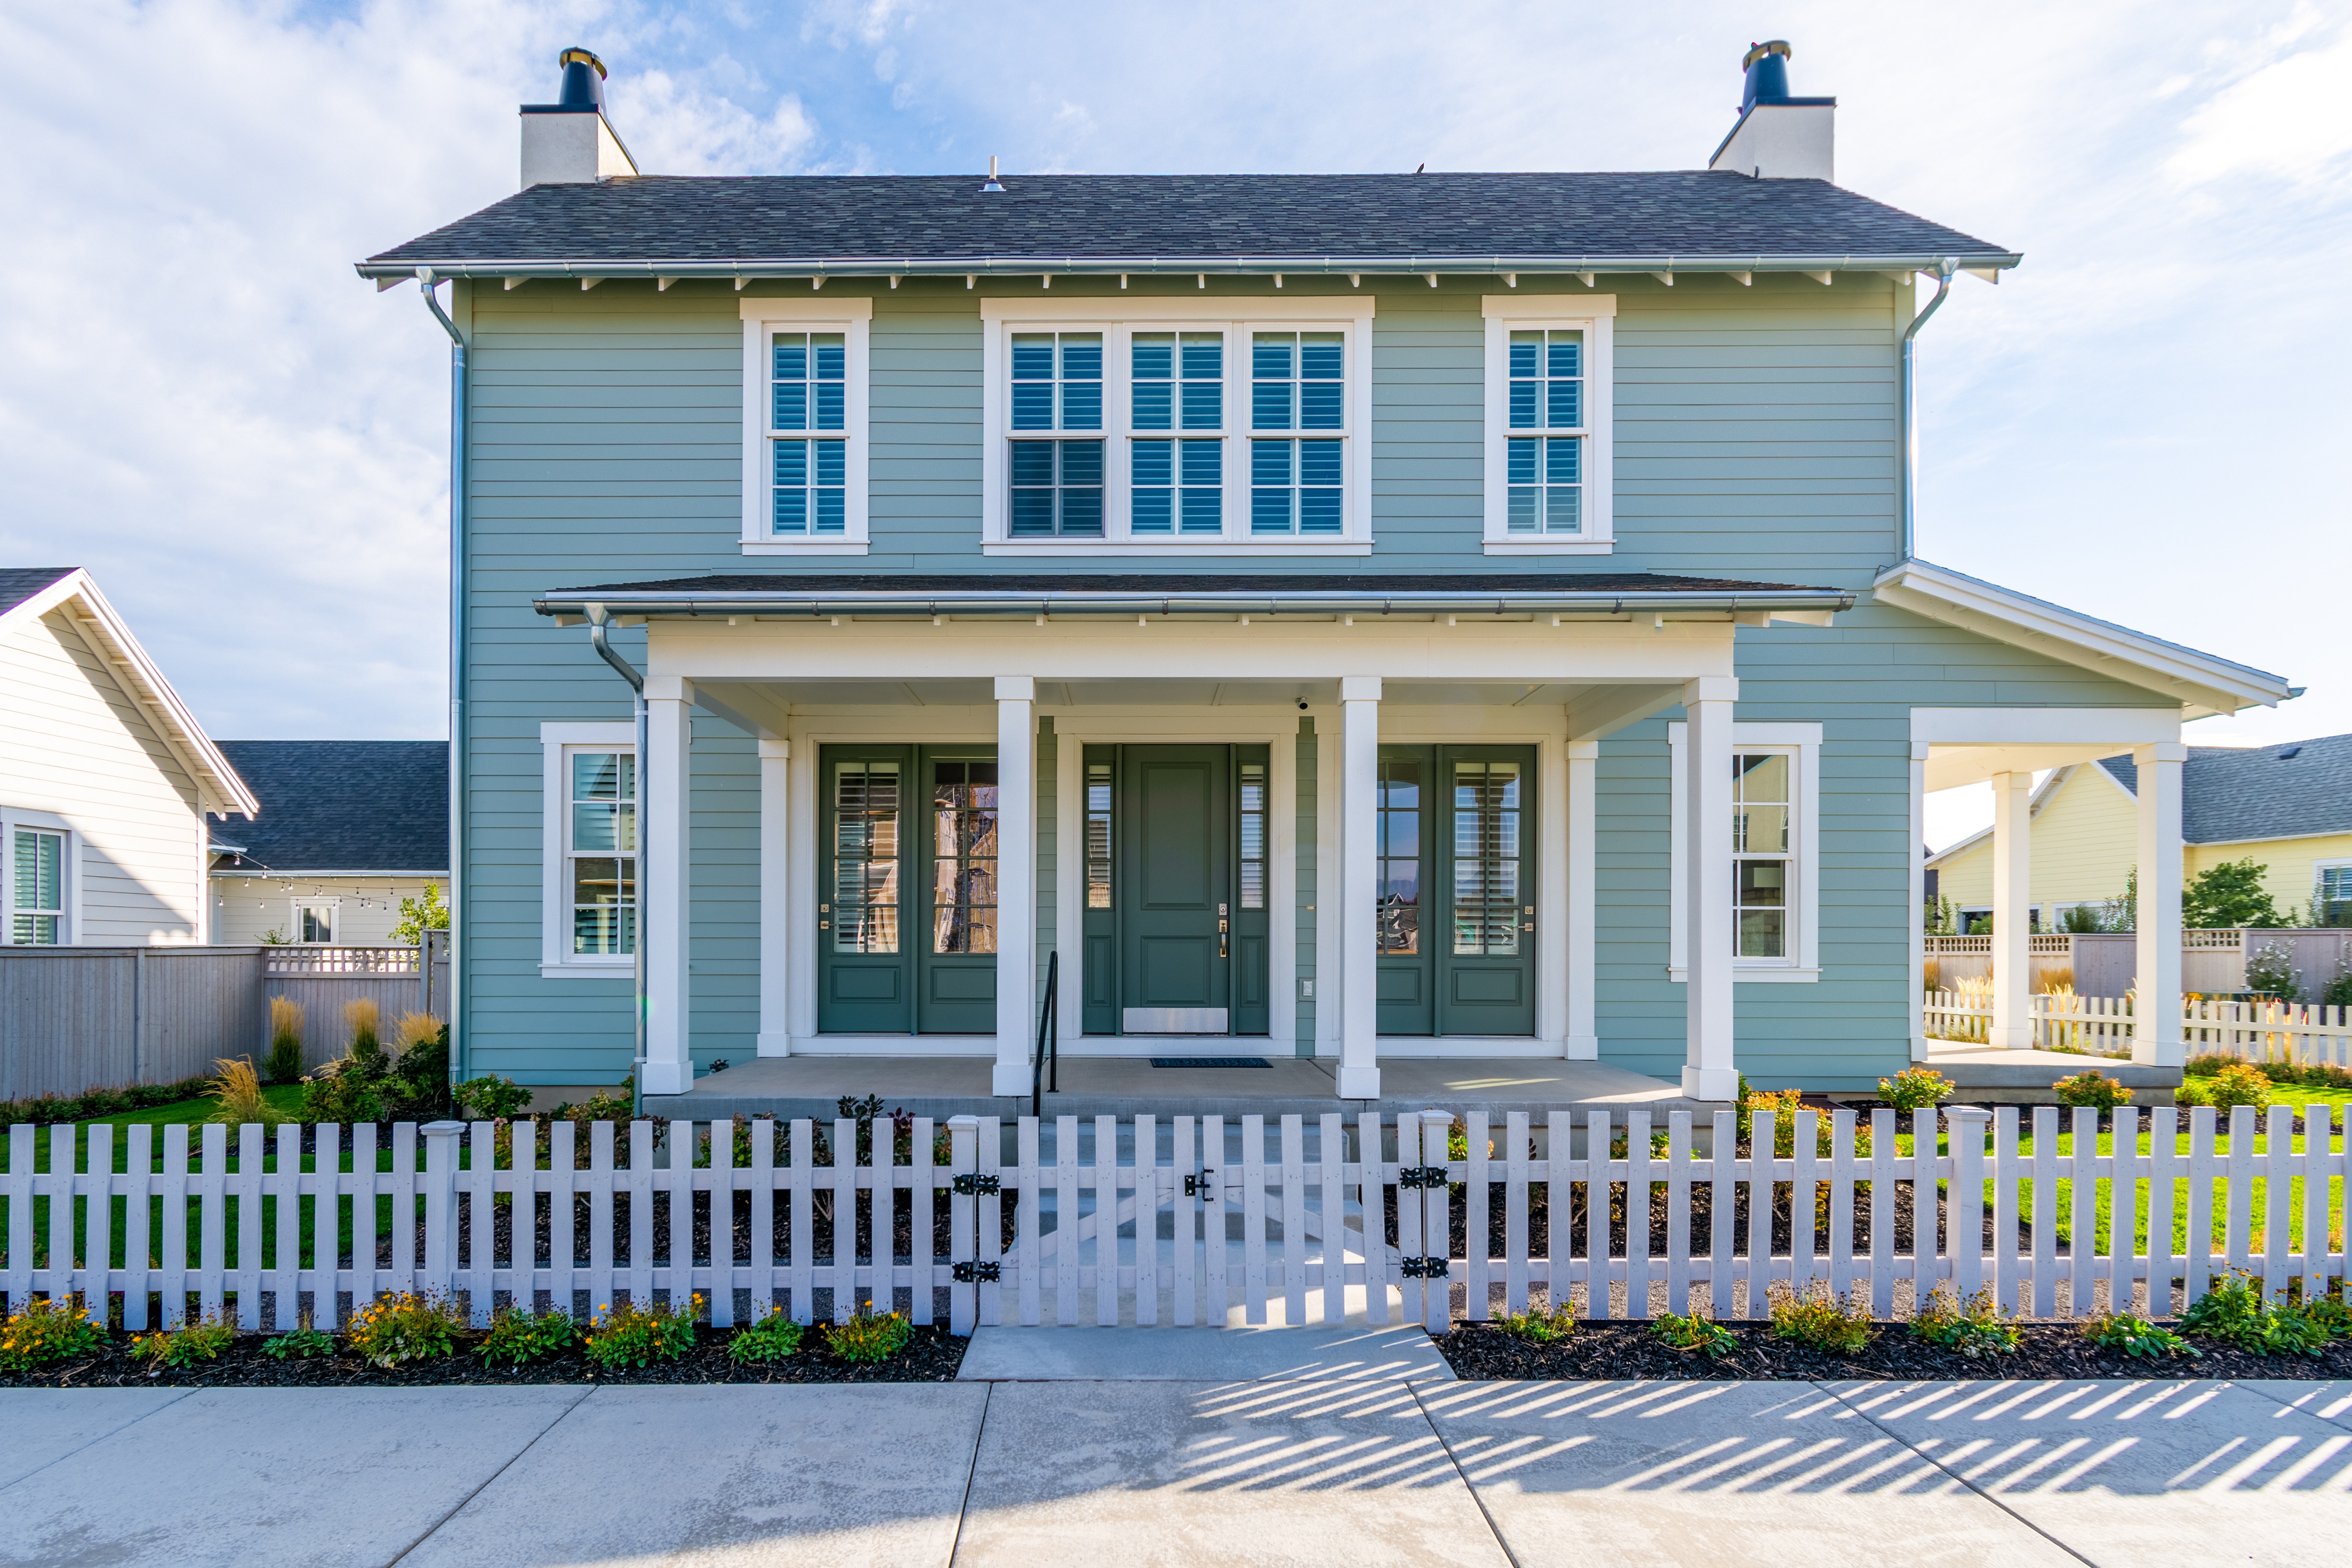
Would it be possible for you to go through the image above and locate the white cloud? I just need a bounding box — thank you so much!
[2167,23,2352,188]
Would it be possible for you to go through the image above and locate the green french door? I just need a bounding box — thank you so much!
[1374,745,1537,1037]
[817,744,999,1034]
[1079,743,1270,1037]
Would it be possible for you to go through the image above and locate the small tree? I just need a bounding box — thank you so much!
[2184,859,2283,930]
[1923,894,1958,936]
[2103,867,2137,934]
[390,883,450,947]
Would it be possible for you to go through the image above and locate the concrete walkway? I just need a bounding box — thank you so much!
[2,1375,2347,1566]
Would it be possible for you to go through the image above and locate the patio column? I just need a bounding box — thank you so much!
[992,677,1037,1096]
[1989,769,2033,1049]
[641,676,693,1095]
[1682,676,1737,1101]
[2134,742,2187,1067]
[1564,739,1598,1059]
[1338,676,1382,1099]
[757,737,790,1057]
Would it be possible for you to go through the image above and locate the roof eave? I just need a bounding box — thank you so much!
[533,584,1856,620]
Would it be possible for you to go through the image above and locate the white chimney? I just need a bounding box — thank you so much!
[1706,41,1835,182]
[520,47,639,189]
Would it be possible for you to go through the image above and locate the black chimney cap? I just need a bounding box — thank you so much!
[1741,40,1794,110]
[556,47,607,113]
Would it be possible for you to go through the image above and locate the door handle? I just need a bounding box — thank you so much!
[1219,933,1229,958]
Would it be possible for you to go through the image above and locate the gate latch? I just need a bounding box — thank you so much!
[1396,1165,1449,1189]
[953,1173,1001,1196]
[1185,1168,1215,1198]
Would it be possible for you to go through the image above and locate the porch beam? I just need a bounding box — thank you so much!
[642,676,694,1095]
[1338,676,1381,1099]
[2134,743,2187,1067]
[1565,682,1684,742]
[993,677,1037,1096]
[1989,770,2033,1049]
[1681,676,1737,1100]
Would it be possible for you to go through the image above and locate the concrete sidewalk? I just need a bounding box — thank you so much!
[2,1376,2347,1566]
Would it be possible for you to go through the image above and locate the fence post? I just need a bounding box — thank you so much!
[948,1115,978,1337]
[420,1120,465,1303]
[1945,1107,1991,1307]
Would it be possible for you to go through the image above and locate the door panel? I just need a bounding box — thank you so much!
[1373,751,1431,1034]
[1121,747,1226,1032]
[1376,744,1538,1037]
[917,751,999,1033]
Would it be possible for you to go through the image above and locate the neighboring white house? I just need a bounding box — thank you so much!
[208,742,448,945]
[0,567,258,945]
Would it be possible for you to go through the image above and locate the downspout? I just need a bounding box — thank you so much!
[585,604,649,1118]
[419,270,468,1087]
[1897,257,1958,562]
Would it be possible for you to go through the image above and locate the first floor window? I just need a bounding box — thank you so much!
[297,904,336,944]
[1732,752,1791,959]
[1375,757,1420,954]
[11,828,63,945]
[1010,440,1104,536]
[1239,760,1267,910]
[1085,761,1113,909]
[1132,438,1223,534]
[1506,436,1582,535]
[2317,865,2352,926]
[569,750,636,956]
[1250,439,1343,534]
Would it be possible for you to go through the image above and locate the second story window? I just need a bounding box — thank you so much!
[1481,296,1615,554]
[1009,333,1105,537]
[739,298,871,555]
[770,332,846,537]
[1249,332,1346,536]
[1505,329,1583,536]
[1131,333,1224,535]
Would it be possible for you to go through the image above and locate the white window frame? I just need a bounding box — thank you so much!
[740,297,873,555]
[1667,721,1821,982]
[1,809,75,946]
[540,722,638,978]
[291,899,340,945]
[980,296,1375,555]
[1480,294,1615,554]
[2314,858,2352,916]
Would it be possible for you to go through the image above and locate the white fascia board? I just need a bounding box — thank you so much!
[1874,560,2292,719]
[5,570,260,818]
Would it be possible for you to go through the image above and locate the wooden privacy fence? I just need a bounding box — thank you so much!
[1924,990,2352,1065]
[5,1106,2347,1336]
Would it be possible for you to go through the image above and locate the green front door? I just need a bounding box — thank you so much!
[1375,745,1537,1037]
[817,744,998,1034]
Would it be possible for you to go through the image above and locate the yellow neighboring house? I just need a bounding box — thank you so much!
[1928,735,2352,929]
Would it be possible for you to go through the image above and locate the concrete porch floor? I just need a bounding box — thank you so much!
[644,1052,1710,1123]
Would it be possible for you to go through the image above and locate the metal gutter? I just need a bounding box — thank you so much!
[536,584,1855,620]
[418,273,468,1084]
[359,252,2020,284]
[1897,259,1957,561]
[585,607,650,1119]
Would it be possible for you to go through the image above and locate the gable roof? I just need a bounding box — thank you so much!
[1,567,258,817]
[2098,735,2352,845]
[210,742,448,873]
[359,171,2017,282]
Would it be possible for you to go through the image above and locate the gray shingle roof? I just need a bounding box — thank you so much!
[364,172,2011,272]
[2098,735,2352,843]
[211,742,448,872]
[0,567,75,618]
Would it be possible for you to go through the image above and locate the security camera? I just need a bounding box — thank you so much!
[1297,699,1309,711]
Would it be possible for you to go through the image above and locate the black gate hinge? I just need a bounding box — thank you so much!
[952,1260,1002,1283]
[1396,1165,1449,1189]
[1397,1256,1450,1279]
[952,1173,1001,1196]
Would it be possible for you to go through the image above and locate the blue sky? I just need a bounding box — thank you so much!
[2,0,2345,849]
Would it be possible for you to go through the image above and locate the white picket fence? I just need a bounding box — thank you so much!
[1924,990,2352,1066]
[7,1105,2347,1335]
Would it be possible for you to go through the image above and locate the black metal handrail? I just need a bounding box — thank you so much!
[1030,950,1060,1118]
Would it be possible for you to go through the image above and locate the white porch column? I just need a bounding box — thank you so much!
[757,738,791,1057]
[992,676,1037,1096]
[1564,739,1599,1059]
[641,675,693,1096]
[1989,769,2033,1049]
[1338,676,1382,1099]
[1908,740,1930,1060]
[2134,742,2187,1067]
[1681,677,1737,1101]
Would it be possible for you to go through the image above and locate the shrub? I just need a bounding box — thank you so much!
[1649,1308,1736,1357]
[1768,1282,1875,1353]
[1921,958,1942,993]
[2180,1273,2332,1357]
[265,997,305,1084]
[2190,1063,2270,1112]
[2033,967,2077,995]
[129,1314,237,1369]
[1878,1067,1954,1113]
[346,998,382,1056]
[2052,1071,2132,1109]
[479,1306,577,1366]
[206,1057,287,1128]
[825,1305,914,1364]
[457,1077,533,1120]
[729,1308,805,1364]
[2184,1053,2238,1078]
[0,1077,216,1130]
[1495,1305,1576,1344]
[345,1291,463,1367]
[263,1321,335,1360]
[2324,972,2352,1010]
[2082,1312,2199,1360]
[1911,1286,2021,1360]
[584,1295,701,1369]
[0,1295,105,1370]
[2244,941,2301,1002]
[389,883,448,947]
[2184,858,2283,930]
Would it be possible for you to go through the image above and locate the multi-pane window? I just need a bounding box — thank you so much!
[1250,332,1346,535]
[1375,759,1420,955]
[930,761,999,954]
[1132,439,1222,535]
[1130,331,1226,535]
[2316,865,2352,926]
[1008,332,1105,536]
[1085,761,1113,910]
[769,332,847,537]
[1238,761,1267,911]
[568,751,636,957]
[298,905,335,944]
[1506,329,1585,536]
[1732,753,1791,959]
[10,828,63,945]
[831,760,901,954]
[1133,333,1223,431]
[1451,761,1523,956]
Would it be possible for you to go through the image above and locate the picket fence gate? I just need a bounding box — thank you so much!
[5,1105,2347,1337]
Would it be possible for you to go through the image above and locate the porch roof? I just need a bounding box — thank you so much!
[534,571,1854,622]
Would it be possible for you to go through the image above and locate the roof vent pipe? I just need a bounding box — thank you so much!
[1741,40,1793,110]
[981,155,1005,193]
[556,46,606,111]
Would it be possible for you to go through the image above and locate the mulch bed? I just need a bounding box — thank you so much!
[0,1325,968,1389]
[1435,1319,2352,1382]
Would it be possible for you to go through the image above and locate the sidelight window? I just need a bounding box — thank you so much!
[1085,761,1113,910]
[1375,758,1421,954]
[1238,761,1267,911]
[930,761,999,954]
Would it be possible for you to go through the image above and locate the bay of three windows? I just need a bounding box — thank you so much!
[1007,330,1347,539]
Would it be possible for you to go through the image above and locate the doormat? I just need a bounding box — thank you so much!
[1149,1056,1272,1068]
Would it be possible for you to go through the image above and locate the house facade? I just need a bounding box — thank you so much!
[208,742,450,946]
[359,45,2292,1099]
[0,568,257,947]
